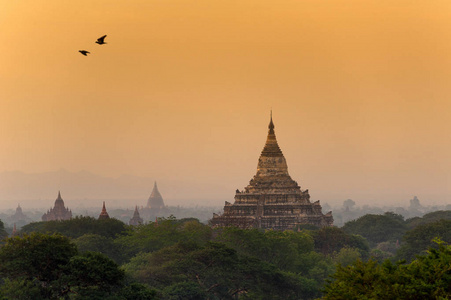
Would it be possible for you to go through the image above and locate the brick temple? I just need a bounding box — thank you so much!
[210,114,333,230]
[42,191,72,221]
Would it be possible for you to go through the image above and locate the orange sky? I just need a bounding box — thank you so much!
[0,0,450,207]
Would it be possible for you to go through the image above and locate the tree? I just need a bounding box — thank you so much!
[63,252,125,299]
[395,219,451,261]
[342,213,406,247]
[0,278,46,300]
[0,233,77,284]
[124,241,319,299]
[116,218,212,263]
[20,216,128,239]
[215,227,316,273]
[405,210,451,229]
[333,247,362,266]
[0,219,9,243]
[313,226,369,256]
[74,233,123,263]
[0,233,131,299]
[323,239,451,300]
[119,283,158,300]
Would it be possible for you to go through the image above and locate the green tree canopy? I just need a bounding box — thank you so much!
[73,233,123,264]
[405,210,451,229]
[342,212,407,247]
[323,239,451,300]
[0,219,9,242]
[214,227,315,272]
[396,219,451,261]
[63,251,125,299]
[116,217,212,263]
[313,226,369,256]
[21,216,128,239]
[124,241,319,299]
[0,233,132,299]
[0,233,77,284]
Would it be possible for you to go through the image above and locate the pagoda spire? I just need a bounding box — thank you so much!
[260,112,283,157]
[256,113,289,177]
[98,201,110,219]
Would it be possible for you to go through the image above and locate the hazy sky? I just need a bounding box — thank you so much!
[1,0,450,207]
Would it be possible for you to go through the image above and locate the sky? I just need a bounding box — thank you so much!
[0,0,450,208]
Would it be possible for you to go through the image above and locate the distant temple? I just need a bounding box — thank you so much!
[129,206,143,226]
[11,204,27,222]
[42,191,72,221]
[146,182,165,210]
[210,114,333,230]
[98,201,110,220]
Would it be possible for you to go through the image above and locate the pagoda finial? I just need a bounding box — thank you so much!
[268,110,274,134]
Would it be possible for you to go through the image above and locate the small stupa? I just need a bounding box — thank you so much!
[98,201,110,220]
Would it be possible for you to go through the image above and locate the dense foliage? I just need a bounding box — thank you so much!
[395,219,451,261]
[0,210,448,299]
[124,241,318,299]
[0,233,156,299]
[341,212,407,247]
[21,216,128,239]
[323,239,451,299]
[405,210,451,229]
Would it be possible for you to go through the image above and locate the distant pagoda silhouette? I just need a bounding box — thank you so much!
[42,191,72,221]
[98,201,110,220]
[11,204,27,222]
[146,182,165,210]
[129,206,143,226]
[210,113,333,230]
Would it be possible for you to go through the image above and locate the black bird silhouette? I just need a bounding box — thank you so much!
[79,50,90,56]
[96,35,107,45]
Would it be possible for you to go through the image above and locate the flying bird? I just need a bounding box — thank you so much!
[96,35,107,45]
[79,50,90,56]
